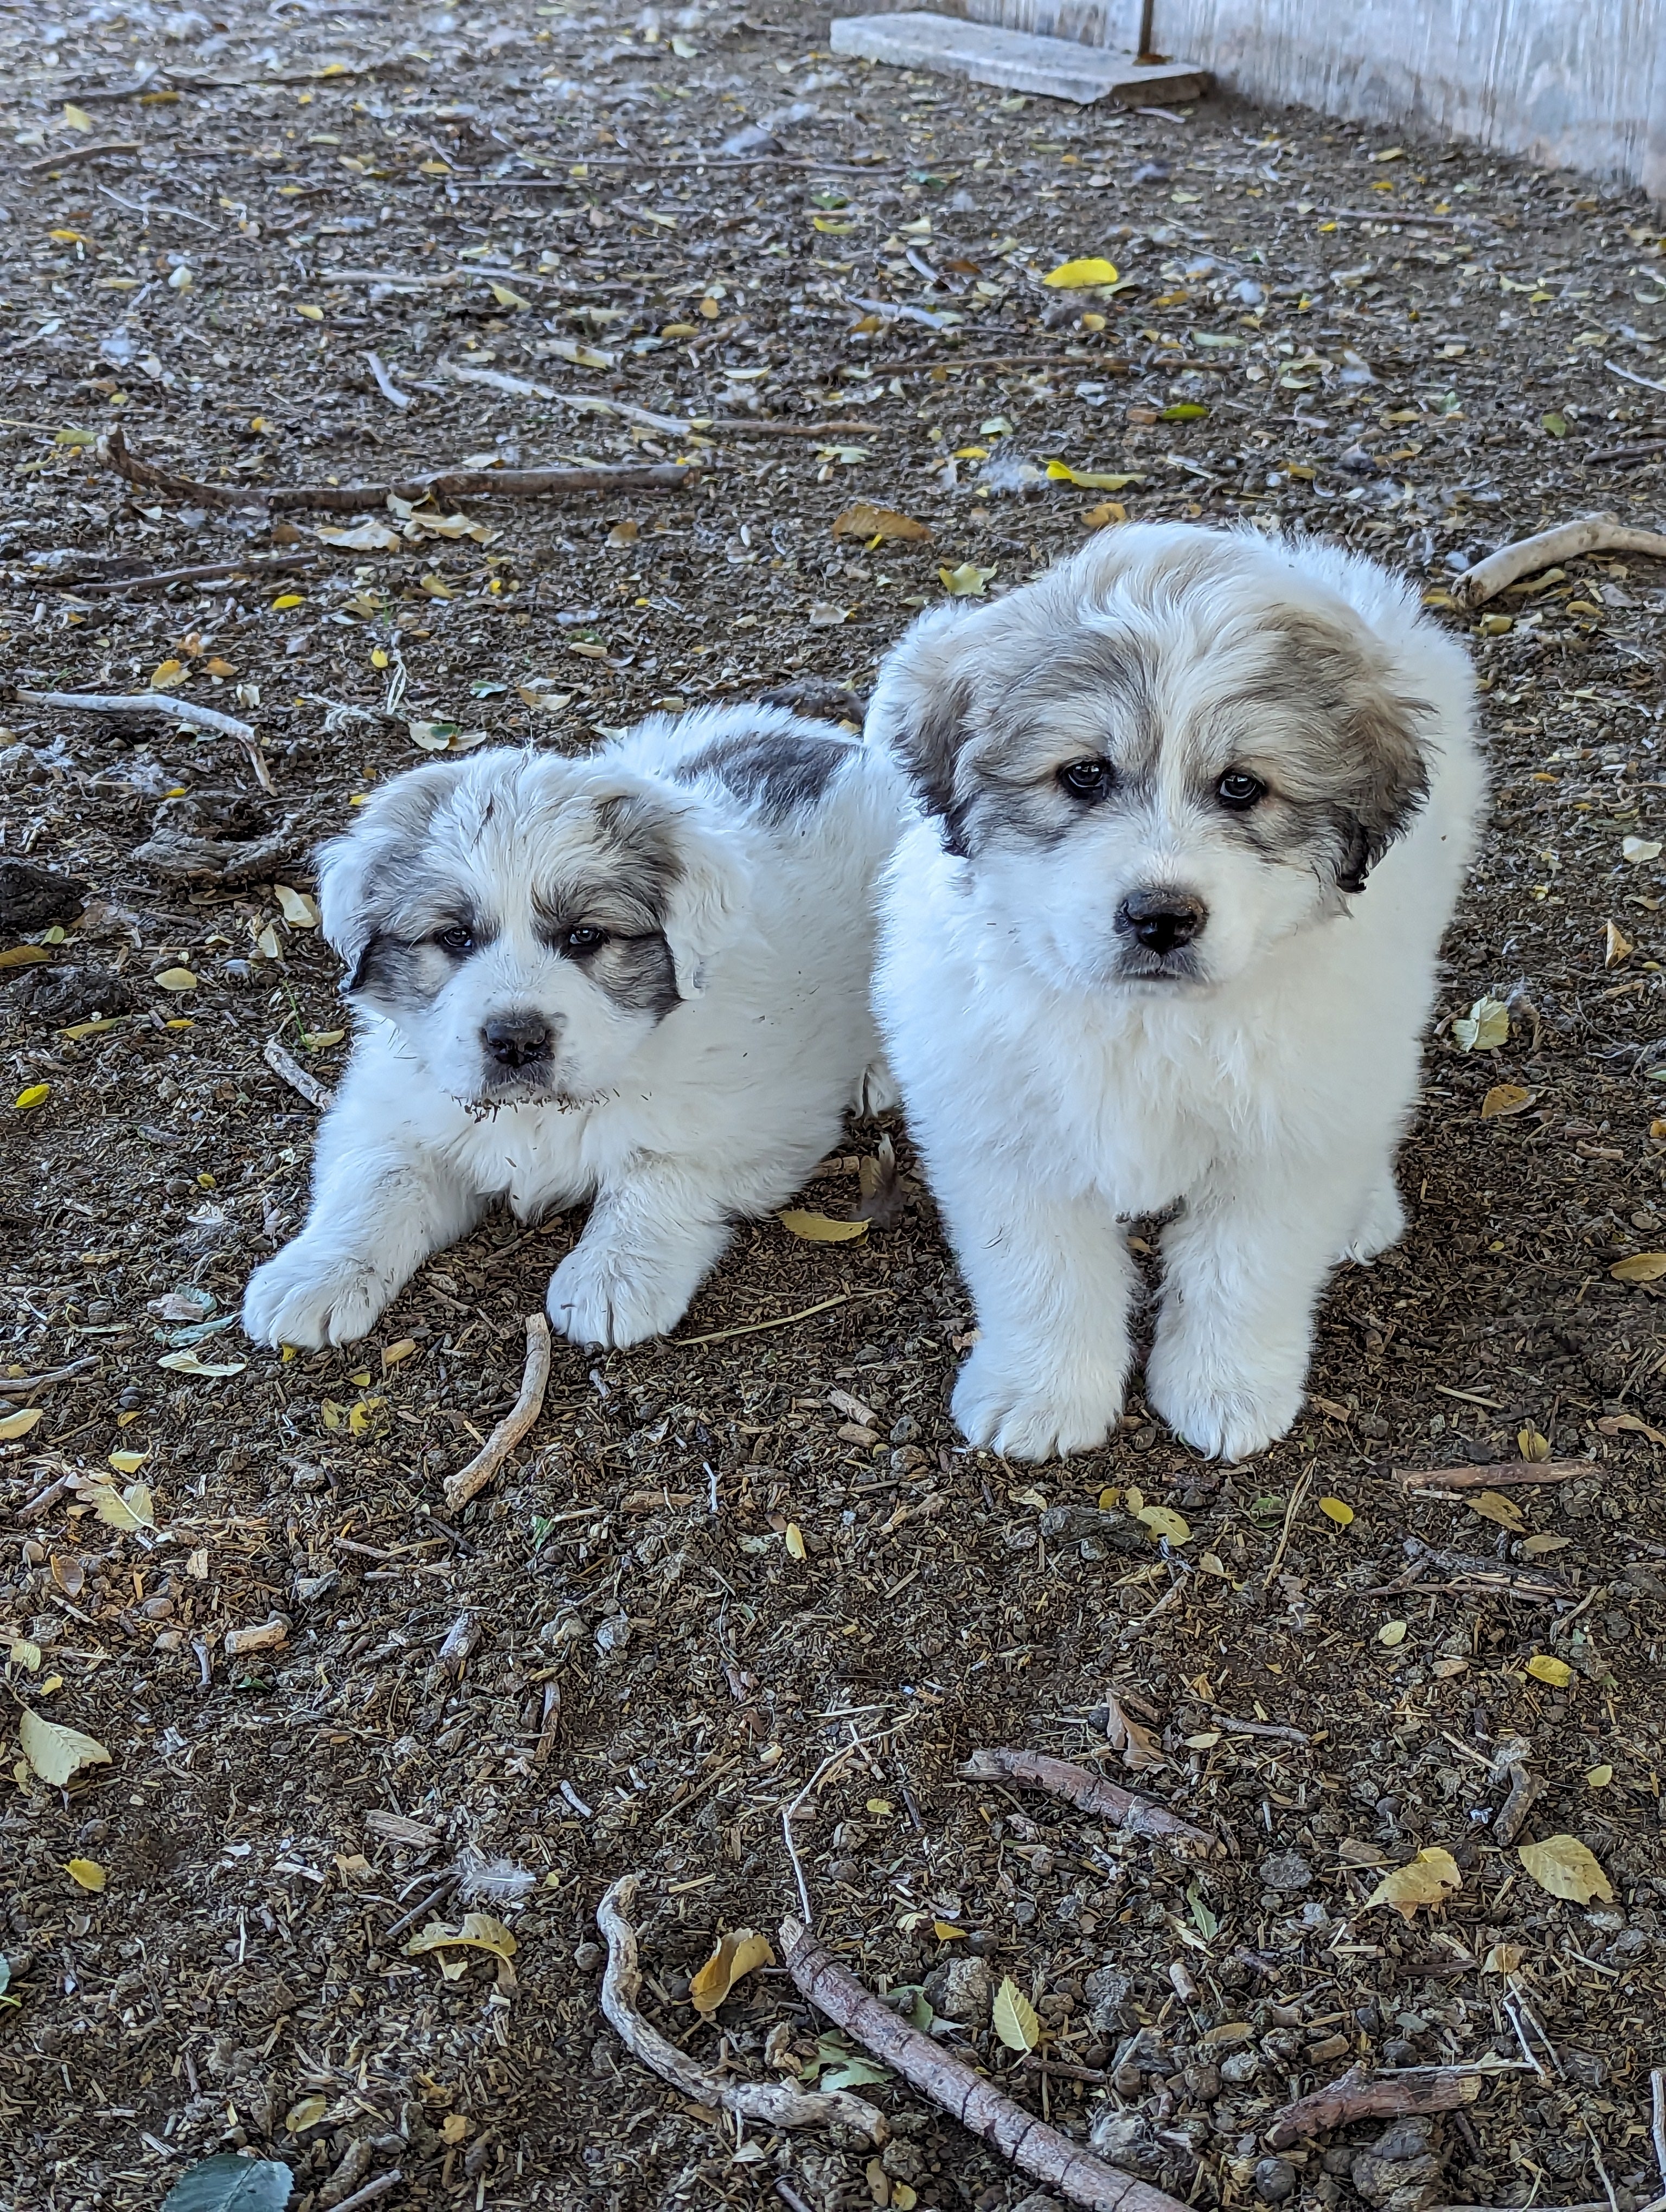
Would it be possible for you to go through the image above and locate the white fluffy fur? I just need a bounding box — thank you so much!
[872,524,1486,1462]
[244,709,905,1352]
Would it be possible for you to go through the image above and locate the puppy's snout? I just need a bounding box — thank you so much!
[482,1012,552,1069]
[1117,888,1208,955]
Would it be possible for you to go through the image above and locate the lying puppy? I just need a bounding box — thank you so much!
[244,707,904,1351]
[871,523,1484,1461]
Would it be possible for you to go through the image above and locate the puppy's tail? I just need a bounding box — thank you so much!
[759,677,867,729]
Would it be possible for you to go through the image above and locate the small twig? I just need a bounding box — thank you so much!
[443,1313,551,1510]
[364,351,412,410]
[1022,2053,1111,2083]
[16,687,274,795]
[1,1356,98,1404]
[959,1748,1213,1851]
[18,139,139,173]
[781,1917,1191,2212]
[1453,516,1666,609]
[463,153,895,177]
[1209,1713,1311,1744]
[13,1471,79,1521]
[856,351,1131,376]
[1395,1461,1590,1490]
[1264,1464,1316,1586]
[1606,359,1666,395]
[325,2175,401,2212]
[264,1036,334,1113]
[98,423,695,515]
[1264,2061,1484,2150]
[1492,1763,1542,1849]
[1649,2067,1666,2205]
[598,1876,886,2138]
[1118,1569,1190,1648]
[75,553,315,595]
[382,1875,459,1942]
[709,417,886,439]
[673,1289,880,1347]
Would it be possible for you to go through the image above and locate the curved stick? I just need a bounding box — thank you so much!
[443,1313,551,1510]
[781,1918,1191,2212]
[597,1876,886,2140]
[1453,516,1666,608]
[959,1748,1213,1851]
[16,687,273,794]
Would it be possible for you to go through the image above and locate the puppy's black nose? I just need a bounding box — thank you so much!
[1118,888,1208,955]
[482,1013,551,1069]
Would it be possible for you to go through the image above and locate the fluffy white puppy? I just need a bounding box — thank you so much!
[244,707,905,1351]
[870,523,1485,1462]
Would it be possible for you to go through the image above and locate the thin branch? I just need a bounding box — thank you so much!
[15,687,274,794]
[98,423,696,515]
[326,2176,402,2212]
[364,351,412,410]
[958,1748,1214,1851]
[73,553,316,595]
[1264,2062,1485,2150]
[264,1037,334,1113]
[0,1356,98,1403]
[1650,2065,1666,2205]
[598,1876,886,2140]
[1396,1461,1590,1490]
[18,139,139,173]
[443,1313,552,1510]
[1453,517,1666,608]
[781,1917,1192,2212]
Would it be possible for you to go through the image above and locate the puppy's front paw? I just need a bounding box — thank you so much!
[244,1241,391,1349]
[1341,1176,1405,1265]
[952,1339,1123,1462]
[1145,1330,1305,1461]
[546,1238,693,1351]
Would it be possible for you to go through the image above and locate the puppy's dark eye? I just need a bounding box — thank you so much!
[1058,757,1113,802]
[435,925,475,954]
[562,925,607,954]
[1216,770,1266,811]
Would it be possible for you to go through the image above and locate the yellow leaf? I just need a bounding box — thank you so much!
[1586,1763,1613,1788]
[1081,499,1126,530]
[933,1919,966,1940]
[149,658,187,690]
[285,2095,329,2134]
[1525,1652,1572,1688]
[689,1927,775,2016]
[15,1078,53,1112]
[94,1487,142,1533]
[1468,1489,1526,1533]
[295,305,325,323]
[1377,1619,1407,1647]
[153,967,197,992]
[419,574,453,599]
[1096,1485,1120,1509]
[1517,1426,1551,1463]
[1518,1834,1613,1904]
[1482,1941,1522,1975]
[1045,460,1144,491]
[406,1911,518,1961]
[440,2113,471,2144]
[18,1707,112,1789]
[62,104,94,132]
[1318,1496,1354,1526]
[778,1210,869,1243]
[1605,919,1633,967]
[1522,1533,1572,1556]
[1043,256,1120,288]
[0,1408,43,1440]
[382,1338,417,1368]
[1623,835,1663,864]
[64,1857,106,1892]
[271,593,306,610]
[1365,1846,1462,1920]
[1137,1503,1191,1544]
[1451,994,1509,1051]
[939,562,996,596]
[274,884,321,929]
[0,944,50,968]
[1611,1251,1666,1282]
[107,1449,148,1475]
[1186,1730,1221,1749]
[489,282,531,310]
[1481,1083,1535,1119]
[420,157,451,175]
[991,1975,1040,2052]
[831,503,932,542]
[784,1522,806,1560]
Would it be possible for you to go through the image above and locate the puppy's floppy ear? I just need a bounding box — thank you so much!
[316,758,465,993]
[866,603,981,857]
[595,786,752,1001]
[1277,610,1432,896]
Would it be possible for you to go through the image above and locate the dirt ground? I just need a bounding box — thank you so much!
[3,4,1666,2210]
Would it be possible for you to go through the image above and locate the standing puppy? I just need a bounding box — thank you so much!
[871,524,1484,1462]
[245,708,904,1351]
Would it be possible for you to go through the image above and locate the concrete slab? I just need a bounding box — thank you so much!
[828,10,1208,106]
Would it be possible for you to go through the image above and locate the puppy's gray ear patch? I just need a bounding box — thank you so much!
[868,612,981,856]
[1277,612,1432,895]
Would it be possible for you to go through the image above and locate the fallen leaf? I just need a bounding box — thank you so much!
[0,944,50,969]
[149,658,188,690]
[274,885,320,929]
[1468,1489,1527,1533]
[939,562,996,596]
[1081,499,1126,529]
[1045,460,1144,491]
[991,1975,1041,2052]
[160,2152,294,2211]
[18,1707,112,1789]
[1105,1692,1166,1771]
[153,967,197,992]
[1605,919,1633,967]
[1159,402,1208,420]
[408,720,490,753]
[13,1083,50,1111]
[440,2114,471,2145]
[284,2096,328,2134]
[1043,256,1120,288]
[1586,1763,1613,1787]
[9,1638,42,1671]
[1517,1426,1551,1462]
[1518,1833,1613,1904]
[805,601,850,627]
[489,281,531,310]
[1137,1503,1191,1544]
[1611,1251,1666,1282]
[689,1927,775,2016]
[296,304,324,321]
[62,102,94,132]
[1185,1730,1221,1749]
[832,502,932,541]
[1377,1619,1407,1647]
[1365,1846,1462,1920]
[1482,1941,1522,1974]
[64,1857,106,1891]
[1522,1533,1573,1556]
[316,519,401,552]
[157,1349,247,1377]
[1318,1496,1355,1526]
[1525,1652,1572,1688]
[1452,994,1509,1051]
[94,1482,156,1533]
[0,1407,44,1441]
[778,1210,869,1243]
[406,1911,518,1962]
[1481,1084,1536,1118]
[1623,835,1663,864]
[784,1522,806,1560]
[1597,1410,1666,1445]
[271,591,306,610]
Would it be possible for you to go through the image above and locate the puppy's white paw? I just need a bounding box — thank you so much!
[244,1241,392,1349]
[854,1055,900,1116]
[546,1236,694,1350]
[1145,1331,1305,1461]
[1341,1176,1405,1265]
[951,1339,1123,1462]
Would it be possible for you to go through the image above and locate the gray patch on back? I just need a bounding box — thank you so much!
[678,723,854,824]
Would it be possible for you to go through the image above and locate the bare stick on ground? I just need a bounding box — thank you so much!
[16,687,274,794]
[75,553,316,595]
[1453,517,1666,608]
[780,1917,1191,2212]
[1396,1461,1589,1490]
[597,1876,887,2140]
[1264,2062,1485,2149]
[0,1356,98,1403]
[959,1748,1214,1851]
[1650,2065,1666,2204]
[1492,1763,1542,1849]
[98,424,696,515]
[443,1313,552,1510]
[264,1037,334,1113]
[365,351,412,410]
[19,139,139,173]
